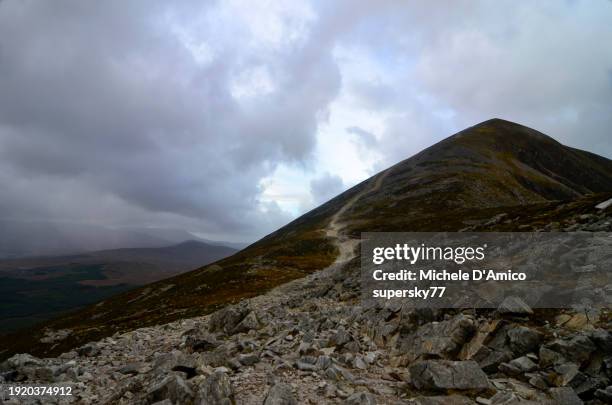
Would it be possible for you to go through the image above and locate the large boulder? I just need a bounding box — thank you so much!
[459,320,502,360]
[1,353,43,371]
[153,350,196,373]
[232,311,262,334]
[147,374,194,404]
[549,387,583,405]
[76,343,99,357]
[589,329,612,353]
[0,353,44,380]
[263,382,297,405]
[499,356,538,375]
[208,302,264,336]
[459,320,512,373]
[399,314,476,362]
[0,353,58,382]
[409,360,489,391]
[184,330,221,353]
[595,386,612,403]
[546,335,595,366]
[507,326,542,355]
[196,371,235,405]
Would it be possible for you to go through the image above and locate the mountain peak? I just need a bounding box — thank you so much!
[3,121,611,360]
[474,117,526,127]
[385,119,612,204]
[451,118,558,148]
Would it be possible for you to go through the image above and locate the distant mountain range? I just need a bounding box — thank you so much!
[0,240,236,334]
[3,118,612,359]
[0,221,245,258]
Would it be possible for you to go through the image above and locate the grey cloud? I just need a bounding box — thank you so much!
[1,0,611,244]
[0,0,340,241]
[310,173,344,205]
[336,1,612,166]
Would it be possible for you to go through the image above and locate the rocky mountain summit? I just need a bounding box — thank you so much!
[2,119,612,404]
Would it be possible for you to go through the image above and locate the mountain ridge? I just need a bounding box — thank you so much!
[2,118,612,361]
[0,222,240,259]
[1,119,612,404]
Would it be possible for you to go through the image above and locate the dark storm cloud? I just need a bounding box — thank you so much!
[1,0,611,242]
[0,0,340,240]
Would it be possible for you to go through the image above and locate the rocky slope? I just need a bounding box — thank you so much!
[4,119,612,361]
[2,189,612,405]
[2,119,612,404]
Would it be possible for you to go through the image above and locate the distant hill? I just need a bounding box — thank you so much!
[0,221,239,258]
[195,237,249,251]
[3,118,612,359]
[0,240,236,334]
[88,240,238,273]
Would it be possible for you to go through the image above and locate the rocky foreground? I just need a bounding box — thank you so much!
[2,205,612,404]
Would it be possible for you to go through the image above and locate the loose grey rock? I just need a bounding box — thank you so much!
[1,353,43,371]
[316,355,332,370]
[58,350,78,360]
[354,356,367,370]
[409,360,489,391]
[459,320,502,361]
[408,395,476,405]
[39,328,72,344]
[507,326,541,355]
[595,385,612,402]
[7,203,611,405]
[589,329,612,353]
[546,335,595,365]
[196,371,235,405]
[488,391,519,404]
[473,346,512,373]
[263,382,297,405]
[153,349,195,372]
[238,353,260,366]
[399,314,476,362]
[325,364,354,383]
[77,343,99,357]
[296,360,318,371]
[332,327,353,347]
[554,363,582,387]
[232,311,262,334]
[528,374,549,390]
[184,331,220,352]
[32,365,56,381]
[118,362,147,375]
[209,302,250,335]
[549,387,583,405]
[147,374,194,404]
[345,391,377,405]
[508,356,537,373]
[539,347,566,368]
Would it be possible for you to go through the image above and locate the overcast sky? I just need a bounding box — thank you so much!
[1,0,611,242]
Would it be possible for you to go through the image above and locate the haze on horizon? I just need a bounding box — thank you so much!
[1,0,611,243]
